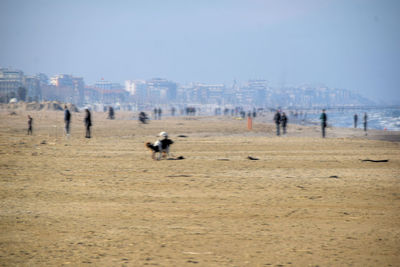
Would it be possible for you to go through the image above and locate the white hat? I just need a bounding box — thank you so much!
[159,131,168,138]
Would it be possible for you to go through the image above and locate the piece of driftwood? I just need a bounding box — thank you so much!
[167,156,185,160]
[361,159,389,162]
[247,156,259,160]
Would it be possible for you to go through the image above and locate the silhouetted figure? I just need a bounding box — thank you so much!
[354,113,358,128]
[320,109,327,138]
[186,107,196,116]
[281,112,288,135]
[171,107,176,116]
[64,105,71,136]
[224,108,229,116]
[273,110,281,136]
[108,106,115,120]
[363,112,368,135]
[139,112,149,124]
[27,115,33,135]
[153,108,158,120]
[84,108,92,138]
[157,108,162,120]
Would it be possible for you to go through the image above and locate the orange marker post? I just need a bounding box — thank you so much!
[247,117,253,130]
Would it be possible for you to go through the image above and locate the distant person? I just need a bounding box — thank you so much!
[138,111,148,124]
[84,108,92,138]
[146,131,174,160]
[281,112,288,135]
[27,115,33,135]
[171,107,176,116]
[354,113,358,128]
[158,108,162,120]
[273,110,281,136]
[153,108,158,120]
[320,109,327,138]
[64,105,71,136]
[363,112,368,135]
[108,106,115,120]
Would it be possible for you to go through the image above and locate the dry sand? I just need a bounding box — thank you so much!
[1,110,400,266]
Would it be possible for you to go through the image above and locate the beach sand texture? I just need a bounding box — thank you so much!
[1,111,400,266]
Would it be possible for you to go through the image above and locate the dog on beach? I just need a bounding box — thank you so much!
[146,132,174,160]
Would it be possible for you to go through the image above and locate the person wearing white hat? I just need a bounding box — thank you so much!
[146,131,174,160]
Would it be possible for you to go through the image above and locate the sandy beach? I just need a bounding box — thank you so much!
[1,110,399,266]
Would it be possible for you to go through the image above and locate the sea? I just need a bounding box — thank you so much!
[289,107,400,131]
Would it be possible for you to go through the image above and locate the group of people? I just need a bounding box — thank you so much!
[271,109,369,138]
[26,105,92,138]
[64,105,92,138]
[273,110,288,136]
[153,108,163,120]
[320,109,369,138]
[354,113,368,134]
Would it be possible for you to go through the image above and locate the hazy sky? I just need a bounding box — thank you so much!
[1,0,399,103]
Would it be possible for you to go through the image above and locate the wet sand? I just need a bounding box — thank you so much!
[1,111,400,266]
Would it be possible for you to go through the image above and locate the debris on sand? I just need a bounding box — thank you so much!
[361,159,389,163]
[178,135,188,138]
[166,174,192,177]
[40,140,47,145]
[217,159,230,161]
[248,156,259,160]
[167,156,185,160]
[329,175,339,179]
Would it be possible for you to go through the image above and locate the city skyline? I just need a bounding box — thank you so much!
[0,66,374,109]
[1,0,399,104]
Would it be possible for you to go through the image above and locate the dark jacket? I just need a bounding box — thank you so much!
[274,112,281,124]
[84,110,92,127]
[64,109,71,122]
[281,114,288,126]
[320,112,327,126]
[159,139,173,149]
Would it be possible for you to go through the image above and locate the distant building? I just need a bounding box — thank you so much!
[48,74,85,105]
[146,78,177,103]
[50,74,74,87]
[24,76,41,102]
[125,80,147,103]
[95,80,123,90]
[85,86,128,105]
[0,68,24,102]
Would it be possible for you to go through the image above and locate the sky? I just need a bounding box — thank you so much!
[1,0,399,104]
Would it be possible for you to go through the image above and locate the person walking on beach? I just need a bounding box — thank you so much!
[158,108,162,120]
[27,115,33,135]
[363,112,368,135]
[64,105,71,136]
[281,112,288,135]
[84,108,92,138]
[273,110,281,136]
[108,106,115,120]
[153,108,158,120]
[354,113,358,128]
[320,109,327,138]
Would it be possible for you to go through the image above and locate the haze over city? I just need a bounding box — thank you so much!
[1,0,399,104]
